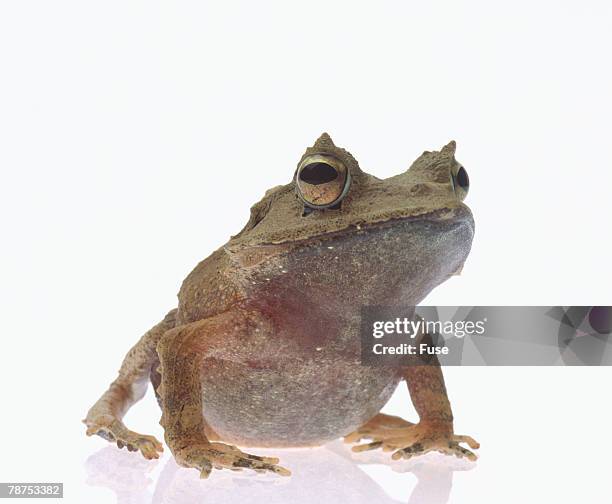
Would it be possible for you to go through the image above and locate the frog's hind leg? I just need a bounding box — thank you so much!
[83,309,177,459]
[157,308,290,478]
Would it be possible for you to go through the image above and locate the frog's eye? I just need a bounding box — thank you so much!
[295,154,351,209]
[451,164,469,201]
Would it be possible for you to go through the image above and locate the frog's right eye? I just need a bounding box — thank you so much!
[295,154,351,210]
[451,164,469,201]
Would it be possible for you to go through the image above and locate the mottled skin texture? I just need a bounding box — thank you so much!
[85,133,479,477]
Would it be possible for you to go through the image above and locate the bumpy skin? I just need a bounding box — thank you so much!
[85,133,479,477]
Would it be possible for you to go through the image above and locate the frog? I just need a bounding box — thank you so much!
[84,133,479,478]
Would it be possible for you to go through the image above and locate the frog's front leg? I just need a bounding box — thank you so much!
[84,309,177,459]
[345,353,479,461]
[157,309,290,478]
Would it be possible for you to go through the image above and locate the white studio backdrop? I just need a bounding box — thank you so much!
[0,1,611,503]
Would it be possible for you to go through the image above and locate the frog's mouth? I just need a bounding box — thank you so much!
[258,202,474,247]
[231,203,474,271]
[319,203,474,244]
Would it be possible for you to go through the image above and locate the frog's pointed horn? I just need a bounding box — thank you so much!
[441,140,457,156]
[312,132,336,150]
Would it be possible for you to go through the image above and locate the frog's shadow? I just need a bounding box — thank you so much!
[85,441,475,504]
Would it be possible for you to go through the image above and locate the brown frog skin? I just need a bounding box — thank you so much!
[84,133,479,477]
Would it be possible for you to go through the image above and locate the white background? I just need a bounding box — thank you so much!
[1,1,611,503]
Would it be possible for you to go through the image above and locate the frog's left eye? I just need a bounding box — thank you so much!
[295,154,351,209]
[451,164,469,201]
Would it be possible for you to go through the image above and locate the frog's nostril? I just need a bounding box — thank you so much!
[299,162,338,185]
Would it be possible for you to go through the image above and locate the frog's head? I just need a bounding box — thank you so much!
[293,132,469,214]
[233,132,473,245]
[230,133,474,304]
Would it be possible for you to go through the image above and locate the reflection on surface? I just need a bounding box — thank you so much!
[85,441,475,504]
[85,445,158,504]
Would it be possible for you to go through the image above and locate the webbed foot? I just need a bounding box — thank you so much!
[84,416,163,460]
[175,442,291,478]
[344,413,479,461]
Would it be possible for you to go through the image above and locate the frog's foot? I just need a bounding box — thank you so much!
[344,413,416,445]
[175,442,291,479]
[84,416,163,460]
[344,413,479,461]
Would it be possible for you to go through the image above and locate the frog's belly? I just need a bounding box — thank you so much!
[198,356,401,448]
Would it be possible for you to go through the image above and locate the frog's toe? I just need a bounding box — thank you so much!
[178,442,291,478]
[121,434,164,459]
[85,418,163,460]
[452,434,480,450]
[392,435,479,462]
